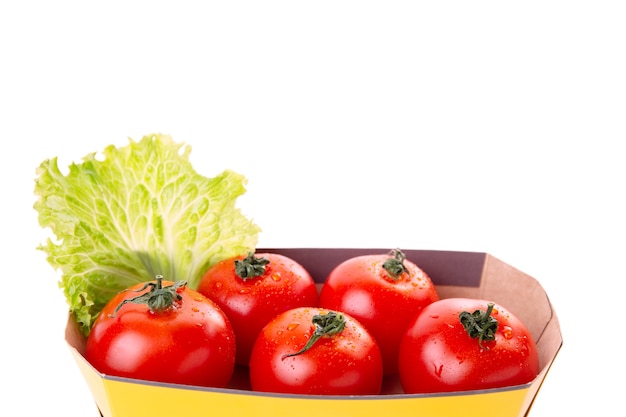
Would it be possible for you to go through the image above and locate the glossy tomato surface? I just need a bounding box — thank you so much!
[85,279,236,388]
[398,298,540,393]
[197,252,319,365]
[318,250,439,375]
[249,307,383,396]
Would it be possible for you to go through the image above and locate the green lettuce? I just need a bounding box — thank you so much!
[34,134,261,336]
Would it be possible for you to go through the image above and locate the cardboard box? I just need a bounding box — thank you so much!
[65,248,562,417]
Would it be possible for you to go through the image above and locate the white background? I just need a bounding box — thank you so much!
[1,1,624,416]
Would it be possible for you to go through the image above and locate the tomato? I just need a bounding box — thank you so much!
[318,249,439,375]
[249,307,383,395]
[398,298,540,393]
[197,252,319,365]
[85,276,236,388]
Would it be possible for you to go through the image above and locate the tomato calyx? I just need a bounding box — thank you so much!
[108,275,187,318]
[281,311,346,359]
[381,248,410,280]
[459,302,499,349]
[234,252,271,280]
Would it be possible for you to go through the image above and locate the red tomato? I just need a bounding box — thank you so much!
[318,249,439,375]
[249,307,383,395]
[85,276,236,388]
[197,252,319,365]
[398,298,540,393]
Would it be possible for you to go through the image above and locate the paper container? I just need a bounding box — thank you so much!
[65,248,562,417]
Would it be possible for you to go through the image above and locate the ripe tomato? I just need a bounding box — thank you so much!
[197,252,319,365]
[249,307,383,395]
[318,249,439,375]
[398,298,540,393]
[85,276,236,388]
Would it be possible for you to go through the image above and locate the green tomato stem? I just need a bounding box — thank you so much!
[282,311,346,359]
[381,248,410,280]
[459,302,499,349]
[107,275,187,317]
[234,252,270,280]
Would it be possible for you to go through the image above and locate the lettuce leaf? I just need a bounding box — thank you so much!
[34,134,261,335]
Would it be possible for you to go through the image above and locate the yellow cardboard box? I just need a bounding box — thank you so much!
[65,248,562,417]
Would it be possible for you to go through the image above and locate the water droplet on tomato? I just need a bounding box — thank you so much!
[502,325,513,339]
[191,307,200,312]
[239,287,251,294]
[271,273,282,282]
[287,322,300,331]
[214,282,223,289]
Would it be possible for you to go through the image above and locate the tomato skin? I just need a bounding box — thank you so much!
[197,253,319,366]
[398,298,540,394]
[249,307,383,395]
[318,251,439,375]
[85,280,236,388]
